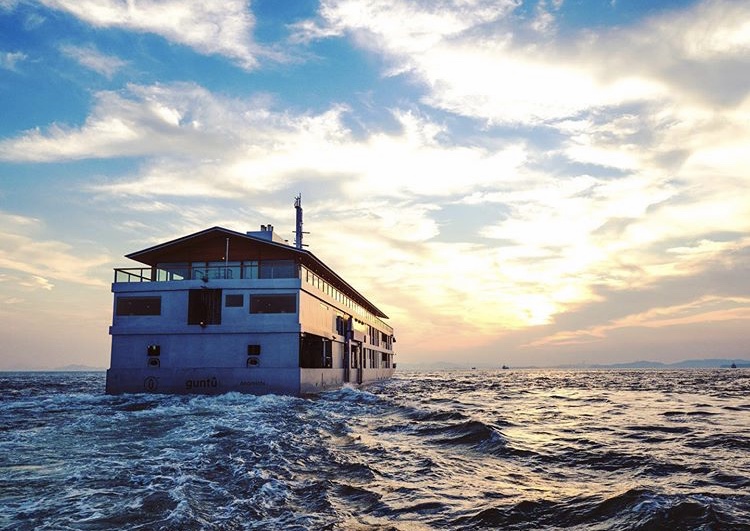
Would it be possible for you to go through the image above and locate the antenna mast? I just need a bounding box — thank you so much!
[294,194,307,249]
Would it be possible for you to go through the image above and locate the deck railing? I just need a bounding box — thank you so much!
[113,263,299,284]
[114,268,152,283]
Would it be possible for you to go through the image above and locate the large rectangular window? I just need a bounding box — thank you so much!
[250,294,296,314]
[300,333,333,368]
[188,289,222,325]
[155,263,188,281]
[259,260,297,279]
[208,261,241,280]
[116,297,161,316]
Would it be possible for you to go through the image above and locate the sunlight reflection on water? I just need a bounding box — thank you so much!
[0,369,749,530]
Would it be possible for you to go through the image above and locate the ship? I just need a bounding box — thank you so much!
[105,195,395,395]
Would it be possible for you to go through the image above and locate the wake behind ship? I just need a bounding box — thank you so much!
[105,196,395,395]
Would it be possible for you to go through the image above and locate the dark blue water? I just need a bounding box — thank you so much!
[1,369,749,530]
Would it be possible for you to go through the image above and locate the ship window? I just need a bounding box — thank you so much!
[208,261,241,280]
[156,263,188,281]
[335,316,346,335]
[250,294,296,314]
[243,260,259,279]
[191,262,208,280]
[259,260,297,279]
[188,289,222,325]
[247,344,261,356]
[300,333,332,368]
[116,296,161,316]
[225,294,244,307]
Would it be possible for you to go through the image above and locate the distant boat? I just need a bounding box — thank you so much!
[731,362,737,368]
[502,365,510,370]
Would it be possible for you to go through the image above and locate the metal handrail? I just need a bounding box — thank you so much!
[114,268,151,283]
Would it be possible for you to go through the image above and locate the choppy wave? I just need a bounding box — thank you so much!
[1,369,749,530]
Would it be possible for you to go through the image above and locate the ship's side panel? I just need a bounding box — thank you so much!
[298,288,346,392]
[106,278,303,395]
[298,275,395,394]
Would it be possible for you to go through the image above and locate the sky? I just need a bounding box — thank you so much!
[1,0,749,370]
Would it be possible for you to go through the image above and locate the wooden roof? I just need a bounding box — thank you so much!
[126,227,389,319]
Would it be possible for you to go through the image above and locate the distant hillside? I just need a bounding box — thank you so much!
[587,359,750,369]
[396,361,467,371]
[396,358,750,370]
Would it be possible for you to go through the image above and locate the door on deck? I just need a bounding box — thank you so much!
[344,341,351,383]
[354,343,363,384]
[346,342,363,385]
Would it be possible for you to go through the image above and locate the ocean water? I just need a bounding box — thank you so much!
[1,369,749,530]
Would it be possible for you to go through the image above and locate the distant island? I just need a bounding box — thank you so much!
[398,358,750,370]
[583,359,750,369]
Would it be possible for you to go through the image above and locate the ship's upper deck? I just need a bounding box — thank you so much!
[113,226,390,323]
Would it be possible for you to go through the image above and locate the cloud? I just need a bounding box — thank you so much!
[0,212,110,287]
[0,82,528,201]
[527,295,750,349]
[309,0,666,123]
[0,83,248,162]
[313,0,750,124]
[39,0,261,69]
[59,43,127,78]
[0,50,27,71]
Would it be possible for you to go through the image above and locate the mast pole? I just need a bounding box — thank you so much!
[294,194,304,250]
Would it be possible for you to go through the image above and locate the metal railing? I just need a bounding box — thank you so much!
[114,268,152,283]
[113,263,300,283]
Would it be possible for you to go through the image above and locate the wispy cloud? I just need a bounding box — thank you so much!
[527,295,750,348]
[0,50,27,71]
[40,0,261,69]
[0,83,527,200]
[0,212,110,287]
[59,43,127,78]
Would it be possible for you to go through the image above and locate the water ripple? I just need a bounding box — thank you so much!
[1,369,749,530]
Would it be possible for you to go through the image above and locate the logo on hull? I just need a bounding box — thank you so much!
[185,377,218,391]
[144,376,159,391]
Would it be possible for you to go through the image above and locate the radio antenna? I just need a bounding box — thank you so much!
[294,194,308,249]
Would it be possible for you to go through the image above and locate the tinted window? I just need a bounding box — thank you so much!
[250,294,296,314]
[259,260,297,279]
[225,294,244,307]
[116,297,161,316]
[300,333,332,368]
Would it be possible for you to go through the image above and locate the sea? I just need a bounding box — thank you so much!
[1,369,749,531]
